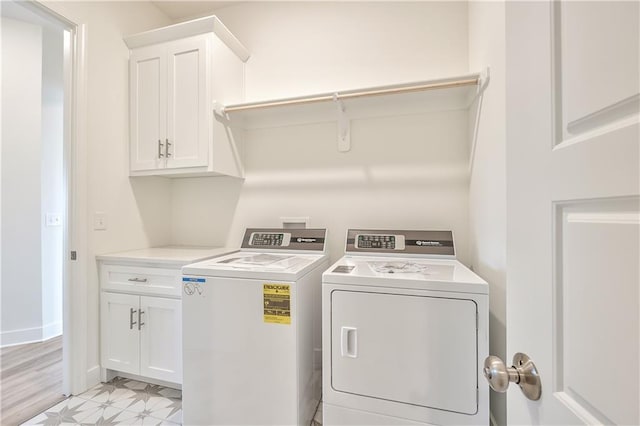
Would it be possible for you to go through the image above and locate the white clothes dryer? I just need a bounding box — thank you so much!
[182,228,329,426]
[322,229,489,425]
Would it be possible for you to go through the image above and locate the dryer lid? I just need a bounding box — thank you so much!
[323,256,488,294]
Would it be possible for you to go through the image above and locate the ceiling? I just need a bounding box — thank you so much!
[150,1,240,21]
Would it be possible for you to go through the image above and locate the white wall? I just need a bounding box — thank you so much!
[216,2,469,101]
[43,0,173,384]
[171,2,473,268]
[1,13,66,346]
[41,24,65,341]
[468,2,507,425]
[1,17,44,346]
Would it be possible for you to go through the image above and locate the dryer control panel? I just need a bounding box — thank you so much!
[241,228,327,252]
[346,229,455,257]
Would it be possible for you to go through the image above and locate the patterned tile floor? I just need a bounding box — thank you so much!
[22,377,182,425]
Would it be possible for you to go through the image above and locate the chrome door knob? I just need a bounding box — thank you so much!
[483,352,542,401]
[483,356,514,392]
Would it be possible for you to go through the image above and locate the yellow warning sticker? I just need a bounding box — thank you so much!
[263,284,291,325]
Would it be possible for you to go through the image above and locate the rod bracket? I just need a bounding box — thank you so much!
[334,93,351,152]
[213,100,226,117]
[478,67,491,94]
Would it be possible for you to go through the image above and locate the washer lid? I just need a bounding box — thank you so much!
[323,256,488,294]
[182,251,327,280]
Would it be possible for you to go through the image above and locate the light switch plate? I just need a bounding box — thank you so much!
[45,213,62,227]
[93,212,107,230]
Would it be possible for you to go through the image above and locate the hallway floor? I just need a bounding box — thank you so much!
[1,336,64,425]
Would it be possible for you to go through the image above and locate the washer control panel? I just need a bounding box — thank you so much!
[241,228,327,252]
[249,232,292,247]
[355,234,405,250]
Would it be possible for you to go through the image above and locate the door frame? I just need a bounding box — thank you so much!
[18,0,89,396]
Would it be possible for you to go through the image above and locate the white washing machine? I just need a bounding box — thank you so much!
[322,229,489,425]
[181,228,329,426]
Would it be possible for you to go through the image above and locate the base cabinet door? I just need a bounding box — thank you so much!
[101,293,140,375]
[139,296,182,383]
[101,291,182,384]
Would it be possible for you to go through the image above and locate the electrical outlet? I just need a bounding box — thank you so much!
[281,217,309,229]
[93,212,107,230]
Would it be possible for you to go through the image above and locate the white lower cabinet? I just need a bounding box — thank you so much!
[100,262,183,385]
[101,292,182,384]
[101,292,182,383]
[98,247,234,386]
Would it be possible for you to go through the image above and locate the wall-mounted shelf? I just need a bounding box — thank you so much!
[215,71,488,152]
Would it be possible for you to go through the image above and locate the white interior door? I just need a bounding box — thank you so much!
[505,1,639,424]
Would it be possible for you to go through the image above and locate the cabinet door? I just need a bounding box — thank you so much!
[166,36,209,169]
[101,292,140,375]
[130,44,167,171]
[139,296,182,383]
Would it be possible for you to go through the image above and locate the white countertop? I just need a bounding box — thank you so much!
[96,246,238,267]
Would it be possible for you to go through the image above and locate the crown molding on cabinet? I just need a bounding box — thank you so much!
[124,15,250,62]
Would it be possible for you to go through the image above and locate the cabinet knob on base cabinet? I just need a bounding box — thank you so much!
[483,353,541,401]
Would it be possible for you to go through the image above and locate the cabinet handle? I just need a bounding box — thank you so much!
[129,308,137,330]
[127,277,148,283]
[138,310,145,330]
[165,138,171,157]
[158,139,164,158]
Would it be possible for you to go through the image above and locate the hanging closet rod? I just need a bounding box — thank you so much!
[222,76,479,113]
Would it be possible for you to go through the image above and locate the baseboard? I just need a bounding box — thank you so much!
[103,369,182,390]
[0,326,44,348]
[1,322,63,348]
[43,321,63,341]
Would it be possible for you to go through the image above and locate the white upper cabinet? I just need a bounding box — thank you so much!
[125,16,249,178]
[130,44,167,171]
[166,37,208,169]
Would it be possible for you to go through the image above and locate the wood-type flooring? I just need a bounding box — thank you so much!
[0,336,65,426]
